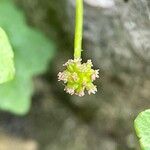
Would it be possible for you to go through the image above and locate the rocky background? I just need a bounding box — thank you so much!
[0,0,150,150]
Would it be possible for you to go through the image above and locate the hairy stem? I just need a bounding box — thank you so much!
[74,0,83,59]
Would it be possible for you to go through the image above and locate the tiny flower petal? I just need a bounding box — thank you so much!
[87,59,93,67]
[88,86,97,95]
[65,87,75,95]
[95,69,99,78]
[58,72,68,83]
[77,90,85,97]
[91,69,99,81]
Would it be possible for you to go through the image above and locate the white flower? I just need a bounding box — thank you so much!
[64,87,75,95]
[88,86,97,95]
[87,59,93,67]
[58,72,68,83]
[91,69,99,81]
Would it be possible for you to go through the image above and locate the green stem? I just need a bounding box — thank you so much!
[74,0,83,59]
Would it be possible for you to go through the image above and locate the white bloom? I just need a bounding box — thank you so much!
[63,58,82,66]
[64,87,75,95]
[76,90,85,97]
[91,69,99,81]
[58,72,68,83]
[88,86,97,95]
[87,59,93,67]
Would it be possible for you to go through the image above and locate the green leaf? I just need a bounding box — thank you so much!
[0,0,55,115]
[0,27,15,84]
[134,109,150,150]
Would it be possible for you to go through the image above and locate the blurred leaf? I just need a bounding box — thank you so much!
[0,0,55,115]
[134,109,150,150]
[0,27,15,84]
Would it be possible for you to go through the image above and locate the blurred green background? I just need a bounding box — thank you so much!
[0,0,150,150]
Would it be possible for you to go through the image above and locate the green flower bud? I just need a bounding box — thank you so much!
[58,59,99,97]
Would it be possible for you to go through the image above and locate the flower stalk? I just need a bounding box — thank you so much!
[74,0,83,59]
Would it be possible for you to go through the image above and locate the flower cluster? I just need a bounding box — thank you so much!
[58,59,99,97]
